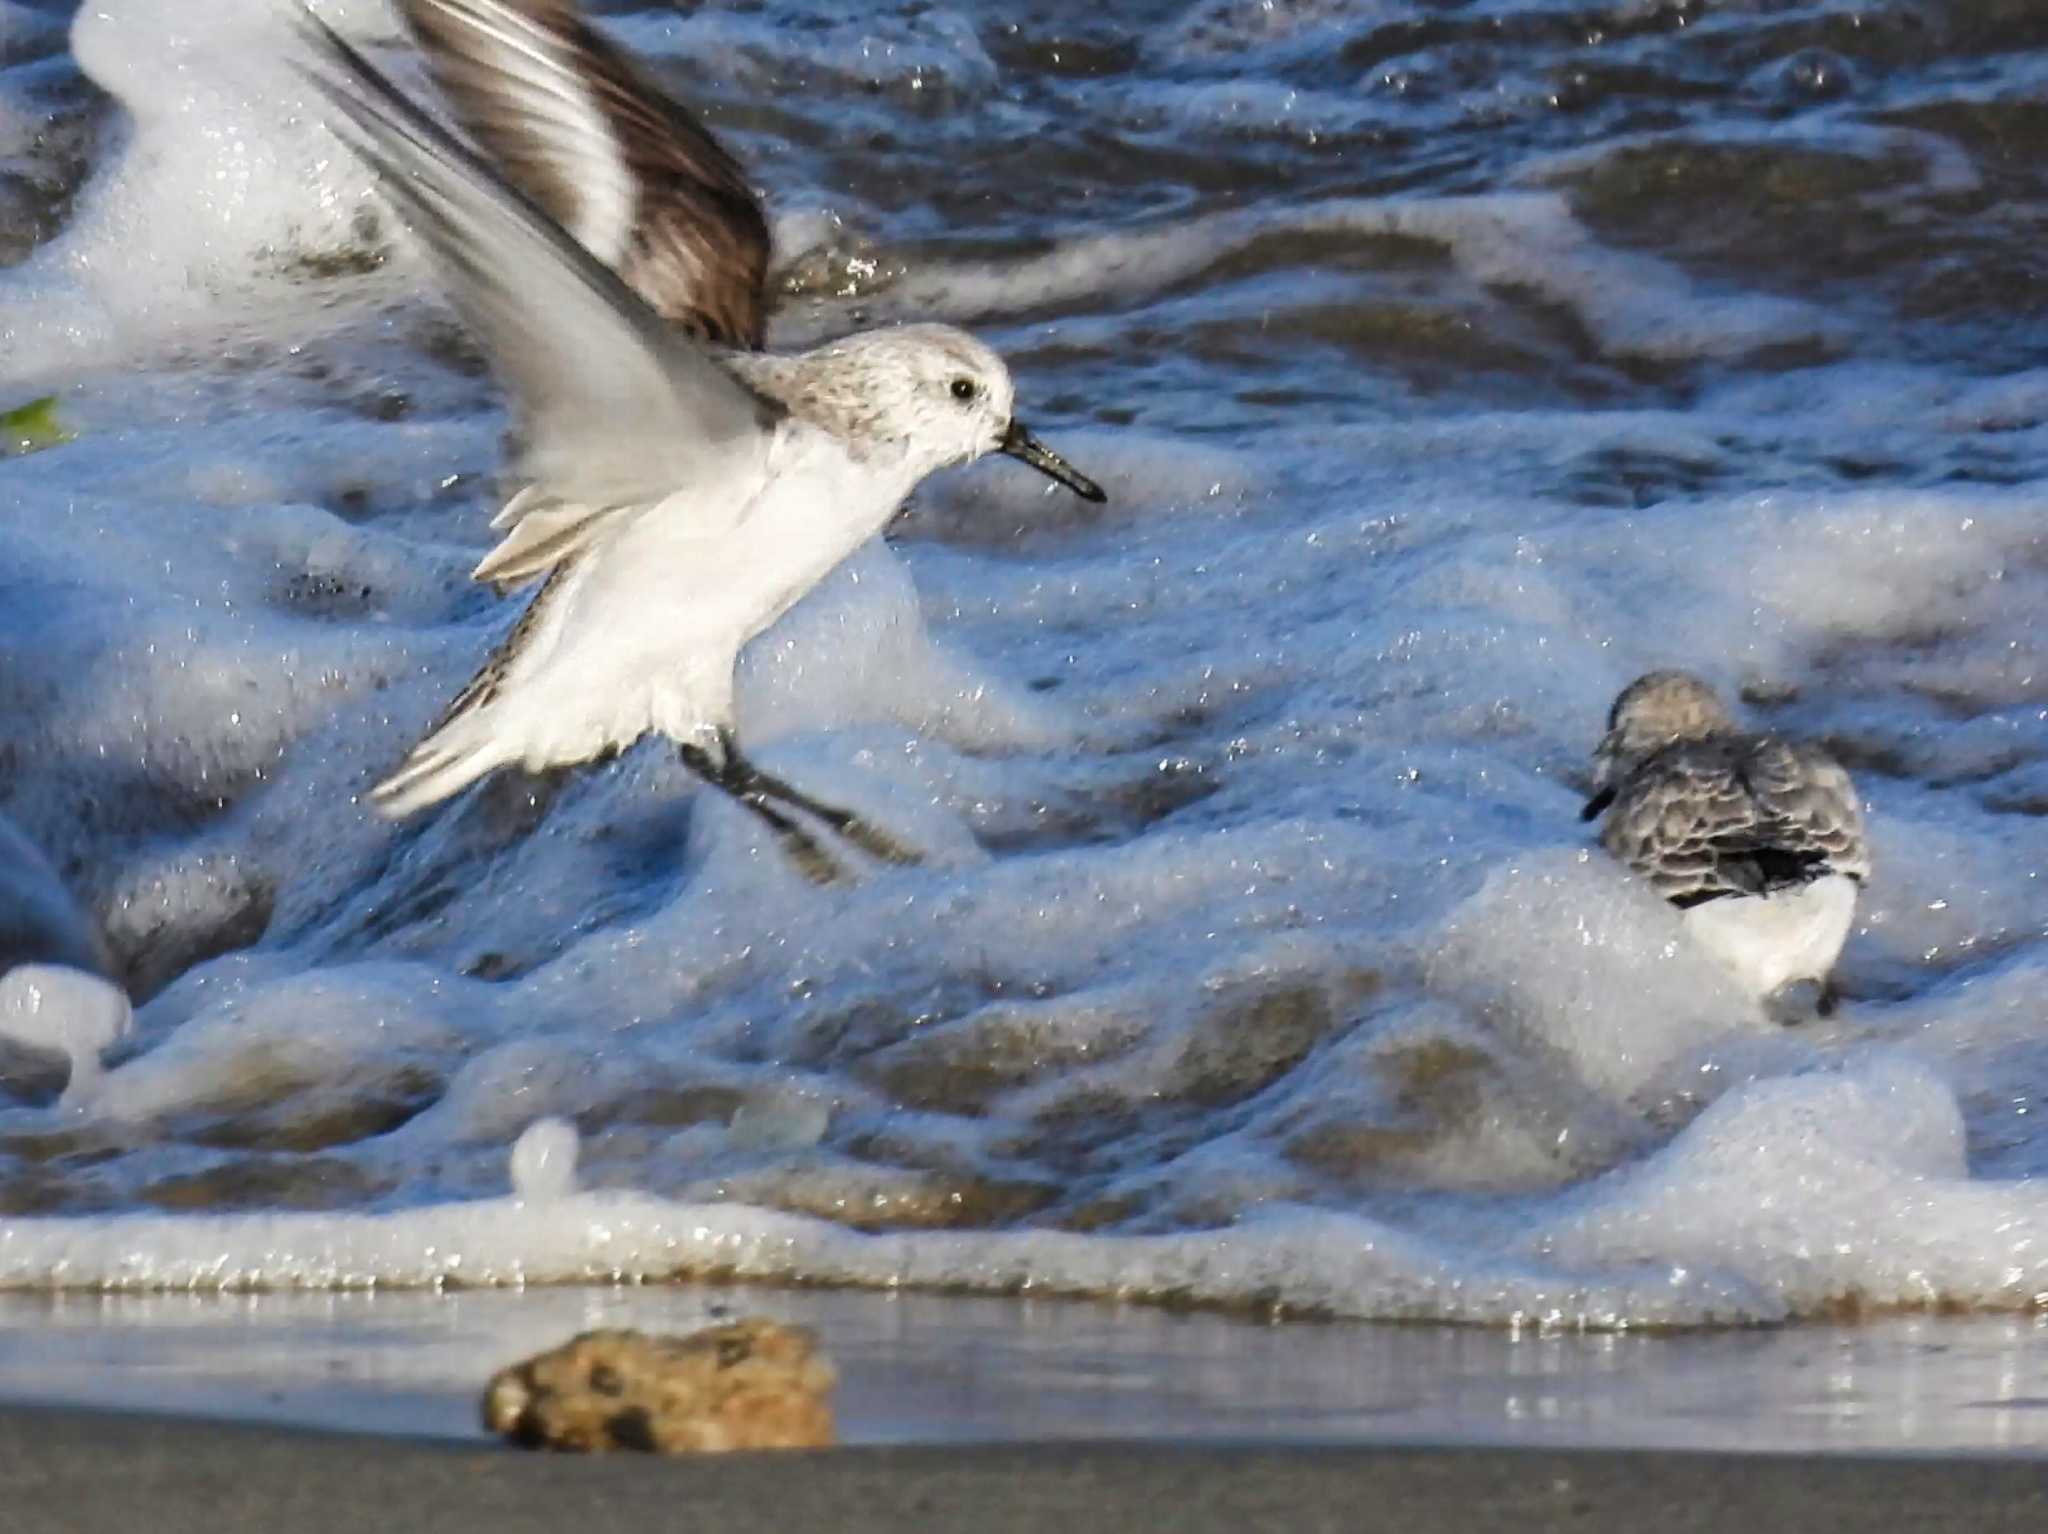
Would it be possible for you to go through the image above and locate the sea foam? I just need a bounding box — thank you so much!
[0,0,2043,1327]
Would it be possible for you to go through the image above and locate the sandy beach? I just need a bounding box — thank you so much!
[5,1406,2045,1534]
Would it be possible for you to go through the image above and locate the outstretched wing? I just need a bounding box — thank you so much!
[395,0,770,348]
[1603,736,1870,906]
[296,13,776,585]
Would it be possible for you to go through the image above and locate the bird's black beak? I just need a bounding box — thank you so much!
[1000,420,1106,503]
[1580,785,1616,822]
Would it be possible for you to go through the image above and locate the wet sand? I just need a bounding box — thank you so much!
[6,1407,2047,1534]
[2,1290,2046,1529]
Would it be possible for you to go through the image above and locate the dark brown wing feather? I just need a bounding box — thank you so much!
[1601,735,1870,906]
[398,0,770,348]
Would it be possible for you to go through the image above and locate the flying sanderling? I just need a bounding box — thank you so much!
[1580,671,1869,1021]
[295,3,1105,879]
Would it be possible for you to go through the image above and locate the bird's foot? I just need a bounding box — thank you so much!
[683,739,920,880]
[777,824,850,888]
[1763,978,1828,1027]
[833,815,923,867]
[738,790,848,887]
[712,736,926,872]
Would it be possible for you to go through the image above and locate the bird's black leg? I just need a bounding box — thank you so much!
[679,742,844,886]
[714,729,924,867]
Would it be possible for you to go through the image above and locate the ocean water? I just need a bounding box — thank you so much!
[0,0,2044,1327]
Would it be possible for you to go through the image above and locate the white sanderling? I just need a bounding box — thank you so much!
[1580,671,1870,1021]
[295,4,1105,878]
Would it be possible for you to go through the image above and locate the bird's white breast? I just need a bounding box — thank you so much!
[502,424,917,755]
[1681,874,1859,999]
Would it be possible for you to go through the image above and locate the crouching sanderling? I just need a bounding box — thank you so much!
[1581,671,1869,1022]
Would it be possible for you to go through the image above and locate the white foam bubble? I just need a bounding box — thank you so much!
[1427,850,1765,1101]
[737,540,1059,754]
[89,961,483,1126]
[2,0,390,381]
[1535,1057,2048,1314]
[0,1182,1784,1326]
[0,964,132,1106]
[508,1118,579,1203]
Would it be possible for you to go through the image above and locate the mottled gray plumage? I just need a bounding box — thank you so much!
[723,333,1026,449]
[396,0,770,348]
[1585,671,1870,907]
[1599,733,1869,906]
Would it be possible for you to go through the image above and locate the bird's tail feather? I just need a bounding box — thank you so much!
[371,561,581,819]
[368,722,508,818]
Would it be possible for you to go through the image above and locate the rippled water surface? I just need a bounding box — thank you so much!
[0,0,2045,1324]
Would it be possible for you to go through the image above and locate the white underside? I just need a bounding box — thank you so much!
[1682,875,1858,998]
[382,425,918,809]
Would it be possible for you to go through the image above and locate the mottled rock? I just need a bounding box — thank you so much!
[481,1321,836,1454]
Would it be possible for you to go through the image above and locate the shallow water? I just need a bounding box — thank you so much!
[5,1290,2048,1455]
[0,0,2044,1325]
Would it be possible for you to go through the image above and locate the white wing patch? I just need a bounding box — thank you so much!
[474,495,635,588]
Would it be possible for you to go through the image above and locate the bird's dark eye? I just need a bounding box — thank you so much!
[950,377,977,403]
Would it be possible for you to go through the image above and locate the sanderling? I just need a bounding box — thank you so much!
[1580,671,1869,1021]
[295,5,1105,879]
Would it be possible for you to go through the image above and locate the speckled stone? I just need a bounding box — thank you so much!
[481,1320,836,1454]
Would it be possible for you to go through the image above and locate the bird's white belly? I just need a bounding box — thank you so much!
[509,442,910,760]
[1681,874,1858,997]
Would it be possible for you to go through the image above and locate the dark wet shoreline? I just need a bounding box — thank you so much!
[7,1405,2047,1534]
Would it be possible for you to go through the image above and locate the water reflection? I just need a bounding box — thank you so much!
[0,1289,2042,1454]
